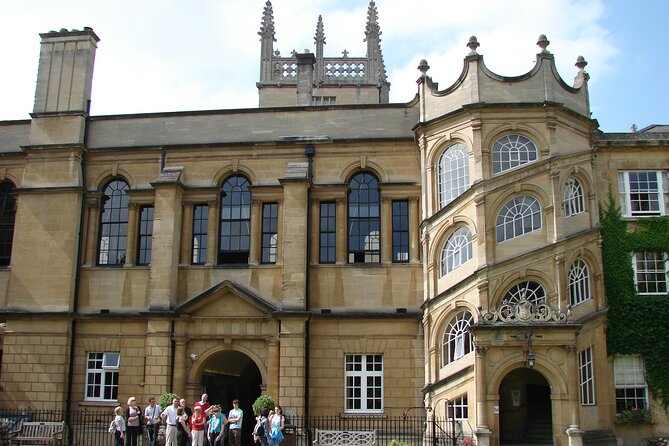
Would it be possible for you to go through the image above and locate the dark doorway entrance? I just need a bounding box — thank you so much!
[200,350,262,446]
[499,368,552,445]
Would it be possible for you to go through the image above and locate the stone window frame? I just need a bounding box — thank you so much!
[491,134,538,174]
[440,226,473,277]
[579,346,596,406]
[440,310,474,367]
[344,354,383,414]
[97,179,130,266]
[564,176,585,217]
[614,354,649,413]
[0,181,17,267]
[632,252,669,295]
[495,195,542,243]
[437,142,470,209]
[568,259,591,306]
[85,351,120,402]
[618,171,669,218]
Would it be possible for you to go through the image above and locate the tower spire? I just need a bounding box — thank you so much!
[364,1,389,100]
[258,0,276,84]
[314,15,326,81]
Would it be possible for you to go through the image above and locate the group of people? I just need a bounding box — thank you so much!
[109,393,284,446]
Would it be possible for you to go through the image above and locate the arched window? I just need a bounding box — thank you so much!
[441,227,473,276]
[348,172,380,263]
[438,143,469,208]
[219,175,251,264]
[569,259,591,306]
[492,134,538,174]
[441,311,473,366]
[496,195,541,243]
[564,177,585,217]
[98,179,129,265]
[504,280,546,305]
[0,181,17,266]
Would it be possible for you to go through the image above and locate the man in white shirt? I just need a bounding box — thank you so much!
[144,397,162,446]
[228,399,243,446]
[161,398,180,446]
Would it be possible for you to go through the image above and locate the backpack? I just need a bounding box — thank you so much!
[253,417,266,438]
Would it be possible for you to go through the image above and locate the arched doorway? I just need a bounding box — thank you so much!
[199,350,262,446]
[498,368,552,445]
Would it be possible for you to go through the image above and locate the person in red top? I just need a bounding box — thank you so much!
[191,406,206,446]
[194,394,212,446]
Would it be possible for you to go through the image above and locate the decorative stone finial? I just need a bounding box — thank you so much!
[537,34,550,53]
[418,59,430,75]
[575,55,588,70]
[467,36,480,55]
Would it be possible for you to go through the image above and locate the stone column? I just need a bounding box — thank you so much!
[174,338,187,397]
[180,202,194,265]
[566,426,585,446]
[268,339,281,400]
[310,199,319,264]
[409,197,420,263]
[555,253,566,311]
[381,197,392,263]
[249,199,262,265]
[206,200,218,265]
[147,168,184,311]
[474,344,492,446]
[84,196,100,266]
[276,199,284,264]
[335,198,347,264]
[125,203,139,266]
[565,344,581,427]
[280,176,309,309]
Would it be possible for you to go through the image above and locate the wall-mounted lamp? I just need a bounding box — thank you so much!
[526,329,535,368]
[190,353,198,361]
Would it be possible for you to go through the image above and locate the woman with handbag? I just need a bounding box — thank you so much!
[125,397,143,446]
[268,405,285,446]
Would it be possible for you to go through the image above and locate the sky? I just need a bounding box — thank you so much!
[1,0,667,132]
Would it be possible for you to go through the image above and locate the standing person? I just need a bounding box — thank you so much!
[252,408,269,446]
[162,398,180,446]
[145,397,162,446]
[268,405,285,446]
[177,408,191,446]
[228,400,243,446]
[180,398,194,446]
[112,405,126,446]
[206,405,227,446]
[194,394,212,446]
[126,397,143,446]
[191,406,206,446]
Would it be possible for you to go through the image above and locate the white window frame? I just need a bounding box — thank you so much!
[632,252,669,295]
[449,394,468,420]
[492,134,538,174]
[564,177,585,217]
[344,354,383,413]
[438,143,470,208]
[441,311,473,367]
[579,347,595,405]
[85,352,120,402]
[569,259,591,306]
[618,171,668,217]
[614,355,649,413]
[441,227,473,276]
[495,195,542,243]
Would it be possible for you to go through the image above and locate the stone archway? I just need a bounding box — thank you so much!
[197,350,262,446]
[498,368,552,445]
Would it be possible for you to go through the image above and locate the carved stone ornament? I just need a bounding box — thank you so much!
[478,297,568,324]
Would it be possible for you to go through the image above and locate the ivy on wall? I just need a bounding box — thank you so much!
[600,192,669,409]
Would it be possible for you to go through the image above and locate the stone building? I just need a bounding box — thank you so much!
[0,2,667,446]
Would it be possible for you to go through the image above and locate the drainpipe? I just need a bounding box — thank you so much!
[304,145,315,421]
[65,99,91,443]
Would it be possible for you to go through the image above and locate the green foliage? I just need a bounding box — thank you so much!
[600,191,669,409]
[387,440,409,446]
[159,392,178,410]
[252,395,275,416]
[615,408,654,425]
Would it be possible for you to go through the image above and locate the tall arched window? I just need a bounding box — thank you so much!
[441,227,473,276]
[0,181,17,266]
[504,281,546,305]
[219,175,251,264]
[441,311,473,366]
[564,177,585,217]
[348,172,380,263]
[438,143,469,208]
[496,195,541,243]
[569,259,591,306]
[98,179,129,265]
[492,134,537,174]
